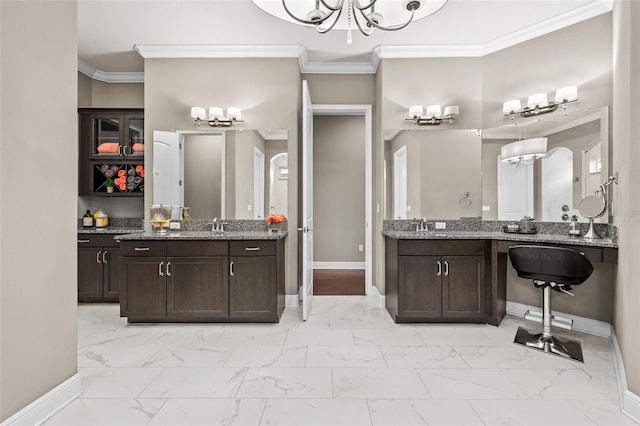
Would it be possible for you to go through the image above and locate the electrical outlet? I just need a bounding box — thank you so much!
[435,222,447,230]
[248,205,252,211]
[407,205,412,212]
[482,205,491,212]
[358,244,364,252]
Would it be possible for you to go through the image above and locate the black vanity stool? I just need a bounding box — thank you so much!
[508,245,594,362]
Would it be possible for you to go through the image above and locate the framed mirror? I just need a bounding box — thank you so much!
[383,129,483,220]
[482,106,609,223]
[153,129,288,220]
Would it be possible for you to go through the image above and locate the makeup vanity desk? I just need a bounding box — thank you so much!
[383,230,618,326]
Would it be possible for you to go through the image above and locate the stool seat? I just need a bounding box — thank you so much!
[508,245,594,363]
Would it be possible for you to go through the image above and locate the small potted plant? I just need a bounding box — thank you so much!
[105,179,114,193]
[265,213,287,234]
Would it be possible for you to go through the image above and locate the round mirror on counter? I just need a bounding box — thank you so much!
[578,195,607,239]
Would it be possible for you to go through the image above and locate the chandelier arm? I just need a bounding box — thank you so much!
[351,0,378,12]
[281,0,336,25]
[315,5,344,33]
[363,9,416,31]
[319,0,345,11]
[352,8,375,36]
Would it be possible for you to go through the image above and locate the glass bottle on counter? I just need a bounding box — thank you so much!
[82,210,94,227]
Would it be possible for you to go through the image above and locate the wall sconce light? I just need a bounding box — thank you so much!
[500,137,548,167]
[406,104,459,125]
[503,86,578,119]
[191,106,244,127]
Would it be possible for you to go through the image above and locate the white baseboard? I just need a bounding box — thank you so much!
[285,295,300,308]
[372,285,386,307]
[1,374,81,426]
[610,327,640,424]
[506,301,611,337]
[313,262,365,270]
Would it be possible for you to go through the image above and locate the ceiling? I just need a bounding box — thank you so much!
[77,0,612,78]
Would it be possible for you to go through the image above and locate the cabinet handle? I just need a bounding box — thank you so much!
[123,145,129,157]
[96,251,102,264]
[230,261,234,277]
[78,239,90,243]
[166,262,172,277]
[118,145,123,156]
[437,261,441,276]
[159,261,164,277]
[245,247,261,251]
[444,260,449,276]
[134,247,150,251]
[102,251,108,264]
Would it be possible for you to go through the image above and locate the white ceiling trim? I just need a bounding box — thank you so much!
[78,59,144,83]
[79,1,613,81]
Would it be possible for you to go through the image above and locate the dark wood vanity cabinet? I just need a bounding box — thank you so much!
[119,239,285,323]
[386,239,489,323]
[77,234,121,302]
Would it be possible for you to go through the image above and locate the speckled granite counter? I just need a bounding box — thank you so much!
[78,227,143,235]
[382,230,617,248]
[115,230,288,241]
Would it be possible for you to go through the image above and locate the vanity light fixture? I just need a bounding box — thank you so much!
[406,104,459,126]
[503,86,578,119]
[500,137,548,168]
[252,0,448,45]
[191,106,244,127]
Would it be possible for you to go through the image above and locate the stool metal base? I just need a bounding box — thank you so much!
[514,326,584,363]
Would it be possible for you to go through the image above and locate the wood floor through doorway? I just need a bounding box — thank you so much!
[313,269,365,295]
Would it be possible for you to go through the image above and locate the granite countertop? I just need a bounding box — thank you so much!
[382,230,618,248]
[78,227,143,235]
[115,230,288,241]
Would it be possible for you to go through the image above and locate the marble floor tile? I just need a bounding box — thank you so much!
[78,329,166,368]
[236,368,333,398]
[214,326,289,346]
[367,399,484,426]
[306,345,386,368]
[569,400,638,425]
[456,345,575,369]
[148,398,266,426]
[45,398,166,426]
[278,310,331,328]
[503,367,620,400]
[261,398,371,426]
[79,368,165,398]
[142,344,232,368]
[469,399,598,425]
[415,324,508,346]
[417,368,529,399]
[381,346,469,369]
[138,367,248,398]
[333,368,430,399]
[353,327,424,346]
[285,328,354,346]
[224,345,308,368]
[329,305,396,329]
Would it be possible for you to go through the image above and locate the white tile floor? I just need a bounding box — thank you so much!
[46,296,636,426]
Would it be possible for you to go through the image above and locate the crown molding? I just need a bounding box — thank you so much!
[80,1,613,81]
[78,59,144,83]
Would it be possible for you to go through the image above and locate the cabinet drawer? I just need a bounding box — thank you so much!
[399,240,485,256]
[167,240,227,257]
[120,241,166,257]
[230,240,276,256]
[78,233,118,247]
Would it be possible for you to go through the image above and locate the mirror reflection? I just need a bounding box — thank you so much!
[383,129,483,220]
[482,106,608,223]
[153,129,288,220]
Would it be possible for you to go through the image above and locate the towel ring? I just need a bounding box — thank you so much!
[459,192,472,208]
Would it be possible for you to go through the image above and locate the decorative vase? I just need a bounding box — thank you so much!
[268,222,281,234]
[106,186,114,193]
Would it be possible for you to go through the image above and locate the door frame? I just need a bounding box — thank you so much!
[310,104,373,297]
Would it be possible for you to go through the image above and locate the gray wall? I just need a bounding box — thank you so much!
[612,0,640,398]
[1,1,78,420]
[313,115,366,263]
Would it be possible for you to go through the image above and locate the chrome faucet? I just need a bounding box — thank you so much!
[416,218,430,232]
[211,218,224,233]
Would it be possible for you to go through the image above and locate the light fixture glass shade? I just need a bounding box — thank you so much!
[409,105,424,118]
[227,107,242,120]
[426,105,441,118]
[191,107,206,120]
[500,137,548,163]
[527,93,548,109]
[503,99,521,114]
[209,107,224,119]
[555,86,578,102]
[443,105,459,116]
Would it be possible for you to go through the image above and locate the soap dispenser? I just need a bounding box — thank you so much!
[569,215,581,237]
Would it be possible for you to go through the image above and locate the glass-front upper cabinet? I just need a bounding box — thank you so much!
[126,116,144,158]
[87,110,144,159]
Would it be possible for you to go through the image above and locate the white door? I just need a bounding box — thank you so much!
[393,146,408,219]
[301,80,314,321]
[253,147,265,219]
[153,130,183,206]
[497,156,533,220]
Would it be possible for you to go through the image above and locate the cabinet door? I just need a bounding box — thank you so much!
[90,112,124,159]
[78,247,103,302]
[103,246,120,302]
[229,256,277,321]
[166,256,228,319]
[442,256,485,319]
[124,115,144,159]
[398,256,441,319]
[120,256,166,318]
